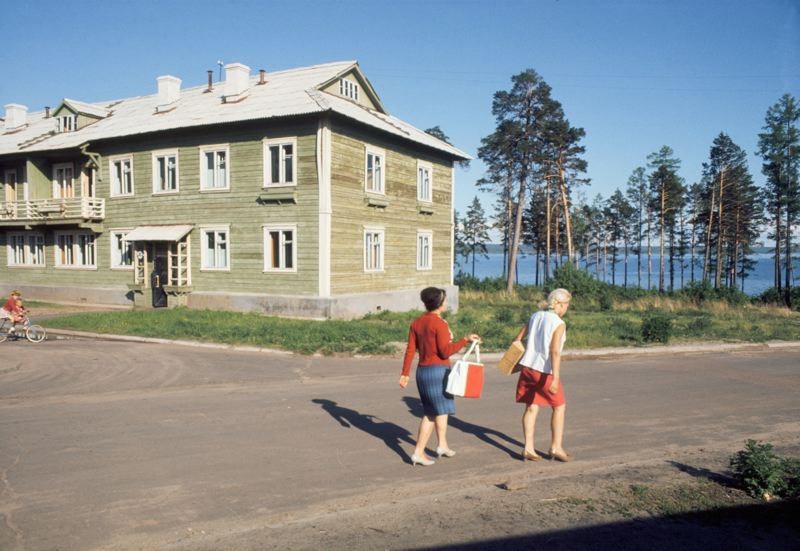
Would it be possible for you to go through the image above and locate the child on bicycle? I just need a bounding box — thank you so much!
[1,290,26,335]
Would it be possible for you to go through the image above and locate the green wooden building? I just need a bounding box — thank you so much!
[0,61,470,318]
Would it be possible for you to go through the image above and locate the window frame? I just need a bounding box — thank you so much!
[339,78,360,101]
[262,224,297,273]
[199,144,230,192]
[416,160,433,203]
[109,229,134,270]
[363,226,385,273]
[152,150,180,195]
[109,156,134,197]
[365,146,385,195]
[200,225,231,272]
[263,137,297,188]
[54,231,96,270]
[416,230,433,271]
[6,232,45,267]
[52,162,75,199]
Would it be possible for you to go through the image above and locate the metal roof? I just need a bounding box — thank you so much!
[124,224,194,242]
[0,61,470,160]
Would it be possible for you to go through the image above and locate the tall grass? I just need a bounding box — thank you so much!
[42,285,800,354]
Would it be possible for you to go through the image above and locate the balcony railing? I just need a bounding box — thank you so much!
[0,197,105,222]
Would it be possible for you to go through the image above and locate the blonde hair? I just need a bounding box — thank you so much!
[540,288,572,310]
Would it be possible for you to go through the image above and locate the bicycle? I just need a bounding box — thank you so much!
[0,316,46,343]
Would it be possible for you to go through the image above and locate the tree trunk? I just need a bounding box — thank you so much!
[714,168,725,289]
[786,203,793,307]
[647,213,652,290]
[506,178,527,293]
[545,178,551,281]
[659,187,666,293]
[558,165,574,264]
[703,186,716,283]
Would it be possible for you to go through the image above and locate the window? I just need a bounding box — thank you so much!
[365,147,385,194]
[339,78,360,101]
[417,161,432,202]
[55,232,95,268]
[110,230,133,269]
[263,225,296,272]
[53,163,75,199]
[152,151,179,194]
[200,145,229,191]
[263,138,296,187]
[201,226,230,270]
[4,169,17,202]
[417,231,432,270]
[110,157,134,197]
[56,114,76,132]
[364,227,384,272]
[7,233,44,267]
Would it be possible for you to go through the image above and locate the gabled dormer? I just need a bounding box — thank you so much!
[318,64,386,113]
[51,99,111,132]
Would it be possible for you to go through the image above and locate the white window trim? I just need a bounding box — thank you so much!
[262,137,298,188]
[52,162,75,199]
[199,144,230,192]
[54,231,97,270]
[200,225,231,272]
[109,229,134,270]
[6,232,45,268]
[340,78,360,101]
[151,150,180,195]
[364,146,386,195]
[109,155,134,197]
[363,226,385,273]
[416,230,433,271]
[416,160,433,203]
[262,224,297,273]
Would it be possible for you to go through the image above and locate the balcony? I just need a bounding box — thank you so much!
[0,197,105,229]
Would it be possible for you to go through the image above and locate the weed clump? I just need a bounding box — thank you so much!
[730,439,800,500]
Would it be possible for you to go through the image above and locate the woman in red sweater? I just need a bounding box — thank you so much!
[399,287,480,466]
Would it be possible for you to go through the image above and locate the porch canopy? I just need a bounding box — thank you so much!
[124,224,193,242]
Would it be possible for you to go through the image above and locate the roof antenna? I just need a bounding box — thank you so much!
[217,60,224,82]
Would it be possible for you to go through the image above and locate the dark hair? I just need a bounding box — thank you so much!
[420,287,446,311]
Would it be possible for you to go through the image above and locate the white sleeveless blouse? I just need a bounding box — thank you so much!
[518,310,566,374]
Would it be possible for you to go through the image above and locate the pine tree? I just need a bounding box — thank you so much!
[647,146,685,293]
[757,94,800,306]
[463,197,491,277]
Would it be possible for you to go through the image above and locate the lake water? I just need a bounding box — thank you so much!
[456,252,798,296]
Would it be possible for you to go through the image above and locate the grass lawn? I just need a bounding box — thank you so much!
[39,291,800,355]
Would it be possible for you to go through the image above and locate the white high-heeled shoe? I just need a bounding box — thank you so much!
[436,447,456,458]
[411,453,435,466]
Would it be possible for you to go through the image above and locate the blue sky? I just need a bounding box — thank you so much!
[2,0,798,228]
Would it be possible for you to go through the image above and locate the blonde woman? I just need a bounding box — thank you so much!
[513,288,573,462]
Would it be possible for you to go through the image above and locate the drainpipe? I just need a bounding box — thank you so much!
[79,142,102,178]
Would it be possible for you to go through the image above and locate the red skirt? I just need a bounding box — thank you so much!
[515,367,566,407]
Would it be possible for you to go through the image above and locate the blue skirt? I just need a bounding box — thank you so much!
[416,364,455,417]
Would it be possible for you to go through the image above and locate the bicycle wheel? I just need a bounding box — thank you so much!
[25,324,46,343]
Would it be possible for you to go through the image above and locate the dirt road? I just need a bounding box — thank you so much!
[1,338,798,550]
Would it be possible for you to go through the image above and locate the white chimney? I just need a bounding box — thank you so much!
[156,75,181,112]
[223,63,250,103]
[4,104,28,131]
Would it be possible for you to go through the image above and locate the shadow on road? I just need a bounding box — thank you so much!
[667,460,738,487]
[421,499,800,550]
[312,398,415,462]
[402,396,524,459]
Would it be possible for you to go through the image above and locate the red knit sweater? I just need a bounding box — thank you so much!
[401,312,468,377]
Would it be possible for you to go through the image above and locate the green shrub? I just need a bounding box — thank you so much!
[546,262,600,298]
[755,286,800,311]
[678,280,749,305]
[687,314,712,332]
[730,440,790,500]
[641,310,672,343]
[494,307,515,324]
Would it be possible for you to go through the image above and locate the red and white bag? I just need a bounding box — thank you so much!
[446,341,484,398]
